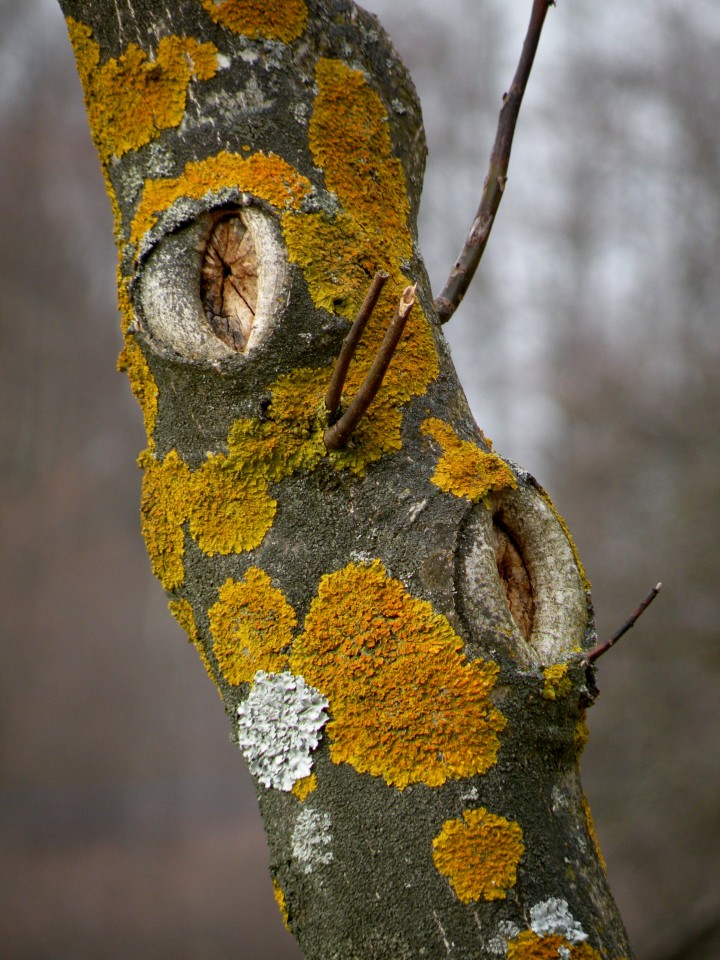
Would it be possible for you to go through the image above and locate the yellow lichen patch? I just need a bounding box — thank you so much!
[208,569,295,685]
[200,0,308,42]
[507,931,601,960]
[130,151,312,249]
[282,214,436,473]
[66,18,217,164]
[136,366,329,583]
[117,335,158,442]
[291,773,317,801]
[290,561,506,788]
[542,663,573,701]
[169,596,198,643]
[280,211,374,320]
[116,270,134,327]
[258,366,330,474]
[422,418,517,504]
[328,402,404,475]
[279,58,439,467]
[168,597,216,682]
[103,167,124,245]
[296,59,433,366]
[186,368,327,554]
[310,59,409,247]
[270,360,404,476]
[136,354,412,586]
[432,808,524,903]
[582,792,607,873]
[187,452,280,556]
[272,878,291,931]
[139,449,192,591]
[574,715,590,755]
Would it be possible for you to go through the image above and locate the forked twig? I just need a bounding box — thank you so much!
[324,285,417,451]
[325,271,389,417]
[587,583,663,663]
[434,0,554,324]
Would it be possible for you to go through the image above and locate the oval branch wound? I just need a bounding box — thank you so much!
[201,214,258,351]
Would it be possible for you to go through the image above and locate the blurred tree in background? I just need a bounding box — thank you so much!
[1,1,717,958]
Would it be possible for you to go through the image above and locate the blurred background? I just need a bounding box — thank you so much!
[1,0,718,957]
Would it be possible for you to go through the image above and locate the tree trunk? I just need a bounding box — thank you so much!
[57,1,633,957]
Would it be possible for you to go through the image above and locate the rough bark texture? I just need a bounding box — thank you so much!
[57,1,634,957]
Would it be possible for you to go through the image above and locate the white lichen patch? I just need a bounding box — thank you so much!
[237,670,328,791]
[292,807,334,874]
[488,921,520,955]
[529,898,588,945]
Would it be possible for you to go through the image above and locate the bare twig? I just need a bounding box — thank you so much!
[434,0,554,324]
[324,285,416,451]
[587,583,663,663]
[325,272,389,417]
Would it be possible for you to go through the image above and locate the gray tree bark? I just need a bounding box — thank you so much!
[57,1,633,957]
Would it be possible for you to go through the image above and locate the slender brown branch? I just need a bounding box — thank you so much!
[434,0,554,324]
[587,583,663,663]
[325,271,389,417]
[324,285,416,451]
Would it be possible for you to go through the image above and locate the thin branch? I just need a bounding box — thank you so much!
[434,0,554,325]
[587,583,663,663]
[325,272,389,417]
[324,285,416,451]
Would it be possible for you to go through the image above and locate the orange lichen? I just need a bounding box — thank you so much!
[208,568,295,685]
[582,792,607,873]
[432,808,524,903]
[290,560,506,788]
[542,663,573,701]
[117,335,158,442]
[187,368,327,554]
[200,0,308,42]
[310,59,410,253]
[115,270,134,326]
[186,451,280,556]
[139,444,273,591]
[66,18,217,164]
[279,58,439,466]
[103,168,124,247]
[507,931,601,960]
[291,773,318,801]
[168,597,216,682]
[574,715,590,755]
[272,878,291,931]
[130,150,312,250]
[169,596,198,644]
[422,418,517,504]
[138,448,192,591]
[135,368,329,585]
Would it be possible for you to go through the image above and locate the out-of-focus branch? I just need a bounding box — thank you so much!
[434,0,554,325]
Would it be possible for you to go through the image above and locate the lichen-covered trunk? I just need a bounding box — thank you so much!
[58,1,633,957]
